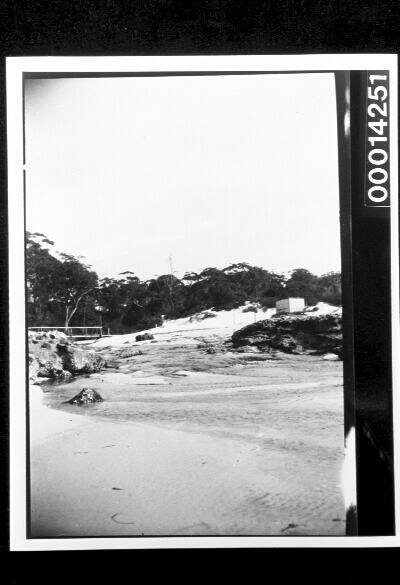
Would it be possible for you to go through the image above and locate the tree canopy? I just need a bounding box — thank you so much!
[26,232,342,333]
[26,233,98,327]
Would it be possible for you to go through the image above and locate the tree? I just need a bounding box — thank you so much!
[26,234,99,327]
[284,268,320,306]
[26,235,64,325]
[318,271,342,305]
[27,230,341,334]
[53,254,99,327]
[146,274,185,317]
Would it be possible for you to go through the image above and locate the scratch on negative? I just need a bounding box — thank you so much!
[281,523,299,533]
[111,513,135,525]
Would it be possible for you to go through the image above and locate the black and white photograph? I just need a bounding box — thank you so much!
[6,55,399,549]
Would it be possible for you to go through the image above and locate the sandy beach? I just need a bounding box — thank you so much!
[23,70,348,541]
[29,323,346,537]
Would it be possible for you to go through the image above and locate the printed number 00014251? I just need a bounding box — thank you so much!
[366,73,390,206]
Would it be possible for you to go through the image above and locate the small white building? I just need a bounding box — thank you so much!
[275,297,305,314]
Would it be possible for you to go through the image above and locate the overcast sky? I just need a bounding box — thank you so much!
[25,73,341,280]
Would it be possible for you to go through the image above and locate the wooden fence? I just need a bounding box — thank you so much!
[28,326,105,339]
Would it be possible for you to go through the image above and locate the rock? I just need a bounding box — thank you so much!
[189,311,217,322]
[241,305,258,313]
[117,347,139,358]
[206,346,216,354]
[37,360,65,379]
[232,314,342,357]
[135,332,154,342]
[116,347,144,359]
[28,330,106,381]
[104,359,120,369]
[29,354,40,382]
[57,344,106,374]
[233,346,261,354]
[322,353,340,361]
[66,387,103,405]
[200,312,217,320]
[29,332,66,379]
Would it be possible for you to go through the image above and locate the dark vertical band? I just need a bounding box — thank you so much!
[350,70,395,536]
[335,71,358,535]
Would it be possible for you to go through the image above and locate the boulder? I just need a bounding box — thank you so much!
[66,387,103,405]
[135,332,154,342]
[28,330,106,381]
[28,332,67,380]
[37,359,65,379]
[241,305,258,313]
[57,343,106,374]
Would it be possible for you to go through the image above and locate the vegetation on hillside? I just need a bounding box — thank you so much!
[26,232,342,334]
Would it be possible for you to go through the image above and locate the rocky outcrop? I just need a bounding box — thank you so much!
[57,342,105,374]
[116,347,143,358]
[231,314,342,358]
[29,330,106,382]
[66,387,103,405]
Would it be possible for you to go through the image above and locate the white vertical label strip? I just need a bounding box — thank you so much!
[389,57,400,537]
[7,62,27,550]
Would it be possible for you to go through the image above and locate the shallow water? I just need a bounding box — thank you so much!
[38,340,345,535]
[42,343,343,448]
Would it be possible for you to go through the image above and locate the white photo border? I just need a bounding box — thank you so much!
[7,54,399,550]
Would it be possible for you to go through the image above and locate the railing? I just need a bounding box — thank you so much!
[28,326,104,339]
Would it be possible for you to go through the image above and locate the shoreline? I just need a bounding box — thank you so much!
[30,383,90,445]
[29,379,345,537]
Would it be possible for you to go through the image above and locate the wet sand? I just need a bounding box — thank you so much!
[30,336,345,537]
